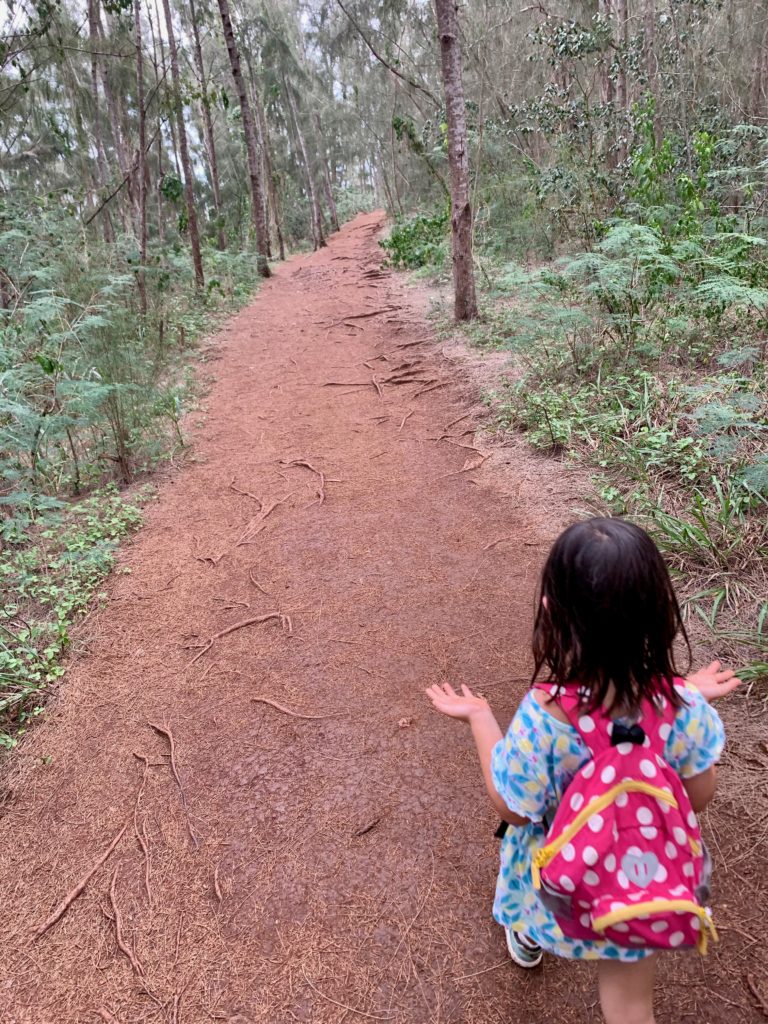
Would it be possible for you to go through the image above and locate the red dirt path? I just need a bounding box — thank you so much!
[0,212,764,1023]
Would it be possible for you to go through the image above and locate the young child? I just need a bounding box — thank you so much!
[426,517,740,1024]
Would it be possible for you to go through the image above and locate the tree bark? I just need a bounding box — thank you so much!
[433,0,477,321]
[160,0,204,289]
[644,0,663,148]
[617,0,628,162]
[134,0,148,313]
[188,0,227,251]
[88,0,114,242]
[314,112,340,233]
[284,77,326,250]
[254,87,285,261]
[216,0,271,276]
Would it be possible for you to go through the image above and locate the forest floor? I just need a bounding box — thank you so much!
[0,211,766,1024]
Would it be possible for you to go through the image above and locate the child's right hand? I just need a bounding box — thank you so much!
[425,682,491,722]
[686,660,742,701]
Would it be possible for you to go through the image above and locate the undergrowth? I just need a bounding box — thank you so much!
[0,486,144,748]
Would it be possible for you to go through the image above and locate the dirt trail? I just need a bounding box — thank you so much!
[0,213,762,1024]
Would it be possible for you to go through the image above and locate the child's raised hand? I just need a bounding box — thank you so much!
[686,660,742,701]
[425,682,490,721]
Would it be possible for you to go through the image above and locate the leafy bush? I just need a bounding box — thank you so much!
[380,208,449,269]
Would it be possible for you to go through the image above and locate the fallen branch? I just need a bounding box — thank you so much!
[31,825,127,942]
[148,722,199,849]
[301,965,394,1020]
[252,696,347,720]
[108,864,145,978]
[185,613,290,669]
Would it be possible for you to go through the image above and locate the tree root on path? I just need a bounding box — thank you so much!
[228,477,262,507]
[251,696,348,721]
[184,613,291,670]
[31,824,127,942]
[108,864,145,979]
[132,754,153,905]
[148,722,200,849]
[281,459,326,505]
[235,493,294,546]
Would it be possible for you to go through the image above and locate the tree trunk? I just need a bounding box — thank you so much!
[433,0,477,321]
[314,112,340,233]
[600,0,616,169]
[134,0,148,314]
[254,87,285,261]
[88,0,114,243]
[188,0,227,251]
[617,0,628,162]
[160,0,204,289]
[644,0,663,148]
[216,0,271,276]
[93,0,137,233]
[284,78,326,250]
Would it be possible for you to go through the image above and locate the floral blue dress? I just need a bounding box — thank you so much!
[490,682,725,961]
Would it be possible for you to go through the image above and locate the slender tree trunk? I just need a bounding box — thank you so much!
[254,87,285,260]
[188,0,226,251]
[314,112,340,232]
[93,0,137,233]
[160,0,204,288]
[134,0,148,313]
[600,0,617,169]
[242,51,272,258]
[284,78,325,250]
[88,0,114,242]
[617,0,628,162]
[644,0,663,148]
[216,0,271,276]
[433,0,477,321]
[145,0,165,246]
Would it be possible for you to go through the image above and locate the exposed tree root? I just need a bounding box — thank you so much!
[108,864,145,979]
[31,825,127,942]
[413,380,449,399]
[398,410,414,432]
[248,570,272,596]
[483,536,512,551]
[184,612,291,669]
[132,754,153,905]
[326,304,400,328]
[251,696,347,720]
[371,376,384,399]
[281,459,326,505]
[148,722,199,849]
[228,477,262,506]
[191,536,225,566]
[235,492,294,546]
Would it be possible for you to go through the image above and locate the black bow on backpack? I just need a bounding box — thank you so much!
[611,721,646,746]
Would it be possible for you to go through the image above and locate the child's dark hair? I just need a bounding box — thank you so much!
[532,517,689,714]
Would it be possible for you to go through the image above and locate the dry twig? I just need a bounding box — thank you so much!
[747,974,768,1018]
[397,410,414,432]
[31,825,127,942]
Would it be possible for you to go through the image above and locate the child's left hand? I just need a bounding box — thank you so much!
[425,682,490,722]
[686,660,742,701]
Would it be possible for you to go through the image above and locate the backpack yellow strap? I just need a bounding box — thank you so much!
[592,899,718,955]
[531,780,678,889]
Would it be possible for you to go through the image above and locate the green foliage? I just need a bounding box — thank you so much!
[0,485,143,748]
[379,208,449,270]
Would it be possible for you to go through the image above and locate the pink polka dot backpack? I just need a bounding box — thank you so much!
[531,681,718,954]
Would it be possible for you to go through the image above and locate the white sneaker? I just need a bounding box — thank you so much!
[505,927,543,968]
